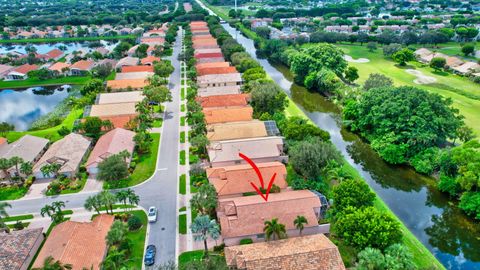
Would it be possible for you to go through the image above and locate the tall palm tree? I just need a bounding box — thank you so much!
[51,201,65,212]
[118,150,130,163]
[126,189,140,211]
[293,215,308,236]
[0,202,12,233]
[263,218,287,241]
[100,191,117,214]
[0,158,12,180]
[40,164,52,178]
[115,190,129,213]
[9,156,23,177]
[101,248,129,270]
[84,194,102,215]
[20,161,33,178]
[33,256,72,270]
[190,215,220,257]
[40,204,55,218]
[105,221,128,247]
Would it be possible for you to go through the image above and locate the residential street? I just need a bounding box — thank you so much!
[5,29,184,266]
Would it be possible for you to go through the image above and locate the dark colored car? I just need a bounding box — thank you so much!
[144,244,156,266]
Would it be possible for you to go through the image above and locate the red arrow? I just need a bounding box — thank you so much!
[239,153,277,202]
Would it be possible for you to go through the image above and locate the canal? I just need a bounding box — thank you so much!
[220,22,480,269]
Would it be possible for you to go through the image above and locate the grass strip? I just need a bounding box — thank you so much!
[179,174,186,195]
[179,214,187,234]
[180,150,186,165]
[3,214,34,222]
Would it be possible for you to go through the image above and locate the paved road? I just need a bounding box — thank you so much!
[6,28,184,266]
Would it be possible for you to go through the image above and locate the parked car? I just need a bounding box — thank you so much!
[144,244,156,266]
[148,206,157,222]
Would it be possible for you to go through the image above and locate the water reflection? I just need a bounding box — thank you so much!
[0,87,69,131]
[0,40,119,55]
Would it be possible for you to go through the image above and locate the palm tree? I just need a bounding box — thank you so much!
[84,194,102,215]
[115,190,129,213]
[263,218,287,241]
[0,158,12,180]
[51,201,65,212]
[0,202,12,233]
[100,191,117,214]
[106,221,128,246]
[126,189,140,211]
[293,215,308,236]
[9,156,23,177]
[33,256,72,270]
[20,161,33,178]
[118,150,130,163]
[40,204,55,218]
[102,248,129,270]
[40,164,52,178]
[190,215,220,257]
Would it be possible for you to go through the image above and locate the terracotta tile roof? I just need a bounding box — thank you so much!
[195,62,230,69]
[121,65,154,73]
[207,120,267,141]
[70,60,95,71]
[89,102,137,117]
[107,79,148,90]
[141,55,161,65]
[193,43,220,49]
[12,64,38,75]
[208,136,285,166]
[225,234,346,270]
[197,73,242,85]
[48,62,70,72]
[0,228,44,270]
[197,66,238,76]
[207,161,287,196]
[203,106,253,124]
[140,36,165,44]
[196,57,226,64]
[33,215,114,270]
[192,38,218,45]
[445,56,464,67]
[115,71,154,80]
[190,21,208,26]
[198,85,242,97]
[192,36,216,41]
[0,64,14,75]
[86,128,135,168]
[96,91,144,104]
[0,137,6,146]
[197,93,249,108]
[195,52,224,59]
[98,115,137,129]
[194,48,222,54]
[46,49,64,59]
[217,190,321,239]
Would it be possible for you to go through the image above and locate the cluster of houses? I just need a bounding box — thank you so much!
[190,21,345,269]
[1,24,144,40]
[415,47,480,77]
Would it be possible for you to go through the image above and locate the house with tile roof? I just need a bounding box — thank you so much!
[197,93,249,108]
[106,79,149,91]
[225,234,345,270]
[38,49,64,61]
[197,66,238,76]
[197,73,242,88]
[33,133,91,179]
[86,128,135,174]
[140,36,165,45]
[203,106,253,125]
[0,228,44,270]
[207,136,287,167]
[452,61,480,75]
[195,62,230,70]
[5,64,39,80]
[69,60,95,76]
[0,64,14,79]
[115,56,139,70]
[207,120,267,141]
[32,215,114,270]
[115,71,154,80]
[207,161,287,197]
[88,102,138,129]
[193,43,221,50]
[194,52,224,59]
[121,65,154,73]
[141,56,161,66]
[96,91,144,105]
[48,62,71,75]
[217,190,326,246]
[196,57,226,64]
[0,135,49,179]
[198,85,242,97]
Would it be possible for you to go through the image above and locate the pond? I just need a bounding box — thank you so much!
[220,22,480,269]
[0,40,119,55]
[0,86,71,131]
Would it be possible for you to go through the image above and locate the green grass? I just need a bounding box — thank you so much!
[179,214,187,234]
[0,186,28,201]
[61,209,73,215]
[0,76,91,89]
[191,208,198,221]
[409,42,479,61]
[180,150,186,165]
[6,108,84,142]
[0,35,136,44]
[3,214,34,222]
[98,204,136,212]
[285,96,445,269]
[178,250,204,266]
[190,177,198,193]
[180,131,186,143]
[124,210,148,270]
[181,104,185,112]
[153,118,163,128]
[179,174,186,195]
[8,221,30,229]
[181,88,186,100]
[180,116,185,126]
[179,206,187,212]
[106,70,116,81]
[336,44,480,137]
[105,133,160,189]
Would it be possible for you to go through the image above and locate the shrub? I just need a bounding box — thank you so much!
[213,243,225,252]
[14,221,25,230]
[332,179,375,212]
[127,215,142,231]
[240,238,253,245]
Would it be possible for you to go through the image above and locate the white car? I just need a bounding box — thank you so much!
[147,206,157,223]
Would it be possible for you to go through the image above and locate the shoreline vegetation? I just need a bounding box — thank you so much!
[0,35,136,44]
[0,76,91,90]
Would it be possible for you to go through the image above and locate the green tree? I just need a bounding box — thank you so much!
[0,122,15,136]
[78,117,113,140]
[84,194,103,215]
[249,81,288,117]
[367,42,377,52]
[332,179,375,212]
[383,244,416,270]
[344,66,359,83]
[461,44,475,56]
[115,190,129,213]
[392,48,414,66]
[133,132,152,154]
[154,61,174,83]
[191,215,220,256]
[362,73,393,91]
[263,218,287,241]
[190,183,217,216]
[143,85,172,104]
[106,220,128,246]
[190,134,209,155]
[80,79,103,96]
[0,202,11,233]
[357,247,384,270]
[20,161,33,178]
[102,248,129,270]
[0,158,12,180]
[135,100,154,131]
[293,215,308,236]
[279,116,330,142]
[459,192,480,219]
[33,256,72,270]
[97,154,129,182]
[9,156,23,178]
[333,206,402,249]
[430,57,446,71]
[100,190,117,214]
[126,189,140,211]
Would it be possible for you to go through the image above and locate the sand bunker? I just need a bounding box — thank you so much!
[344,55,370,63]
[405,69,437,84]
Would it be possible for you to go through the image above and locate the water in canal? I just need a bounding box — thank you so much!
[0,86,70,131]
[221,22,480,269]
[0,40,119,55]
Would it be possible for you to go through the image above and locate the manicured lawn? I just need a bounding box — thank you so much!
[181,104,185,112]
[0,76,91,89]
[0,35,135,44]
[105,133,160,189]
[179,206,187,212]
[0,186,28,201]
[178,250,204,266]
[179,174,186,195]
[190,177,198,193]
[336,44,480,136]
[180,131,185,143]
[410,42,479,61]
[125,210,148,270]
[8,221,30,229]
[181,87,186,100]
[153,118,163,128]
[106,71,116,81]
[179,214,187,234]
[6,108,84,142]
[3,214,34,222]
[180,116,185,126]
[179,150,186,165]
